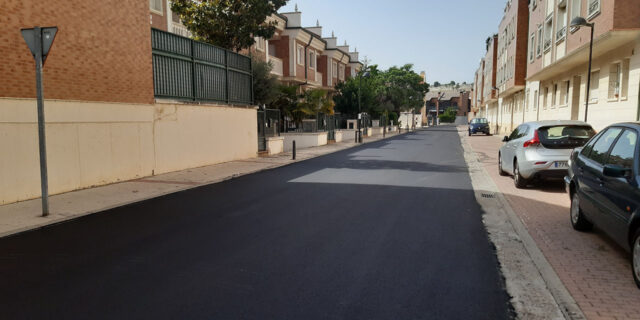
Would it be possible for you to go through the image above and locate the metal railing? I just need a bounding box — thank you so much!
[543,38,552,52]
[151,28,253,105]
[171,23,191,38]
[556,26,566,42]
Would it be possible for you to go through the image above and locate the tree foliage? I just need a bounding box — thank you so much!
[171,0,288,51]
[252,57,280,106]
[334,64,428,117]
[438,107,458,123]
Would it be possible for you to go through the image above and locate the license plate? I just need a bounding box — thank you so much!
[554,161,568,168]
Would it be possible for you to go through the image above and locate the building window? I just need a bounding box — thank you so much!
[564,80,570,105]
[525,89,530,112]
[339,64,345,80]
[532,0,537,9]
[255,37,265,52]
[621,59,630,99]
[608,62,621,100]
[544,16,553,52]
[588,0,600,19]
[297,45,304,65]
[309,51,316,69]
[150,0,163,14]
[534,90,539,110]
[590,70,600,103]
[529,33,535,62]
[332,61,338,78]
[552,83,558,107]
[543,87,549,109]
[570,0,582,32]
[556,3,567,43]
[537,26,543,57]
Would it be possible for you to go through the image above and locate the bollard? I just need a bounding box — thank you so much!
[292,140,296,160]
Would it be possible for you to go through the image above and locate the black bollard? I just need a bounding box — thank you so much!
[292,140,296,160]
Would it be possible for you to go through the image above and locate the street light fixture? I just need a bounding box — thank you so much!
[357,69,371,143]
[570,16,595,123]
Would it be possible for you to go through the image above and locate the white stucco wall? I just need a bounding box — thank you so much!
[0,98,257,205]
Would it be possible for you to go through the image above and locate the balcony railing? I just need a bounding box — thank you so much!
[543,38,552,52]
[588,0,600,18]
[556,26,566,42]
[269,56,283,76]
[171,23,191,38]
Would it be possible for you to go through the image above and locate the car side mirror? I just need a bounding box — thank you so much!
[603,164,632,179]
[502,136,509,142]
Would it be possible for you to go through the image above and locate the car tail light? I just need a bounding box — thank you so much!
[523,130,541,148]
[535,161,547,165]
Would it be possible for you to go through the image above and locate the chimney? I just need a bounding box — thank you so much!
[281,6,301,28]
[306,20,322,37]
[322,31,337,49]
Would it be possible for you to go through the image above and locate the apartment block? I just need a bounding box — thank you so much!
[494,0,530,135]
[524,0,640,130]
[482,35,500,132]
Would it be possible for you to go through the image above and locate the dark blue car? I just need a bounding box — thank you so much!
[564,122,640,288]
[469,118,490,136]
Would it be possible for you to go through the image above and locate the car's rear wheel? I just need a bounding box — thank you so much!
[632,229,640,289]
[570,192,593,231]
[513,161,529,189]
[498,154,508,176]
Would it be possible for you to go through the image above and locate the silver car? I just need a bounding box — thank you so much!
[498,120,596,188]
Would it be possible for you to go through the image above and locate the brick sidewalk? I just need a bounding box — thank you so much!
[466,134,640,320]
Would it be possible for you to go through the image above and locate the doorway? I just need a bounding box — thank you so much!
[571,76,581,120]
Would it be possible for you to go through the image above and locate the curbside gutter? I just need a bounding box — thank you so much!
[458,127,584,320]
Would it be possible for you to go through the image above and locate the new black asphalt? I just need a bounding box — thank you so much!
[0,126,513,319]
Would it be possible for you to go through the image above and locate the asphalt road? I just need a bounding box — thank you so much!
[0,126,513,320]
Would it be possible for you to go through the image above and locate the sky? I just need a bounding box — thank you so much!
[279,0,506,84]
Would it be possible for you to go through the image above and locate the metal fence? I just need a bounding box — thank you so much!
[151,28,253,105]
[258,109,280,152]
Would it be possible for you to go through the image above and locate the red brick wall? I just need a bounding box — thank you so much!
[295,40,306,81]
[1,0,154,104]
[319,55,328,87]
[614,0,640,29]
[150,0,167,32]
[270,36,290,77]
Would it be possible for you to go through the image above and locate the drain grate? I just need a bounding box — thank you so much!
[481,193,496,199]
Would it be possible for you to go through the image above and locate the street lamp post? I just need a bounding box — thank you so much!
[570,17,595,123]
[357,69,371,143]
[492,86,500,135]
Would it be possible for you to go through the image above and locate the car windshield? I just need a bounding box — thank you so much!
[537,125,596,149]
[471,118,488,124]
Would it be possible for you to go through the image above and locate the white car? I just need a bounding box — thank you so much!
[498,120,596,188]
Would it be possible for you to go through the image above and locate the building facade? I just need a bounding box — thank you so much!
[471,0,640,134]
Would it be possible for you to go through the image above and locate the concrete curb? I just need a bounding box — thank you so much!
[0,131,408,239]
[458,126,584,320]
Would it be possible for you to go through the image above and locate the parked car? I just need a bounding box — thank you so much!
[498,120,596,188]
[564,122,640,288]
[469,118,490,136]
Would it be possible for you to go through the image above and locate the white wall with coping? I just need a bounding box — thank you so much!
[0,98,257,205]
[266,136,284,155]
[282,132,328,152]
[335,129,356,143]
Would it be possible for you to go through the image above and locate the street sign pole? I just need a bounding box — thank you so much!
[34,26,49,216]
[22,26,57,217]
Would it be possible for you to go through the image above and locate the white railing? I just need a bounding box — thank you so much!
[171,23,191,38]
[269,56,283,76]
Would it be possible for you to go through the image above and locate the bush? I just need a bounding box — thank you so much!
[438,107,457,123]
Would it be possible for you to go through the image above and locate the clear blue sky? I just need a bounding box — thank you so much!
[279,0,506,84]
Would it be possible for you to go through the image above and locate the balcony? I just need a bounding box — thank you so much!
[543,38,552,52]
[171,23,191,38]
[269,56,283,76]
[310,71,323,86]
[556,26,566,43]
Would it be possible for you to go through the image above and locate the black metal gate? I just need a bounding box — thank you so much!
[258,109,280,152]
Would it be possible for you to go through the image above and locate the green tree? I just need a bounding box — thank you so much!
[269,84,299,122]
[171,0,288,51]
[438,107,457,123]
[449,81,456,86]
[297,89,335,117]
[433,81,441,87]
[333,65,383,116]
[378,64,429,114]
[252,57,280,106]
